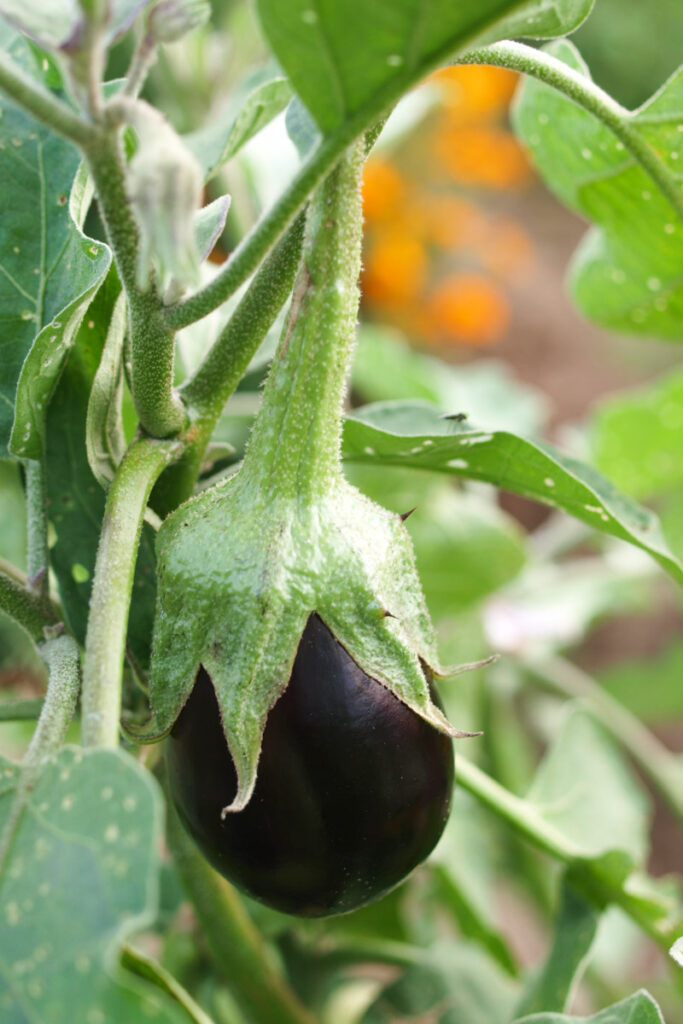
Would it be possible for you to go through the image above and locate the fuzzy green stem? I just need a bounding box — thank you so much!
[151,214,306,516]
[82,130,187,437]
[519,654,683,825]
[240,142,365,502]
[82,437,181,747]
[456,755,679,950]
[0,633,80,874]
[24,458,49,601]
[165,800,316,1024]
[0,569,58,644]
[456,41,683,220]
[0,52,95,144]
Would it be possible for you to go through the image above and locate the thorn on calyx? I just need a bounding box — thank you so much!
[381,609,397,620]
[399,507,417,522]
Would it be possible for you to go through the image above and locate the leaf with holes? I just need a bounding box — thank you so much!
[256,0,594,139]
[513,40,683,340]
[0,29,111,461]
[342,401,683,586]
[0,747,198,1023]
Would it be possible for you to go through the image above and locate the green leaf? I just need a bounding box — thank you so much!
[342,400,683,586]
[527,708,649,864]
[85,291,127,491]
[513,40,683,341]
[0,34,111,460]
[598,640,683,723]
[120,944,216,1024]
[478,0,594,42]
[352,326,549,435]
[590,367,683,500]
[45,274,157,665]
[360,942,517,1024]
[285,95,321,158]
[513,989,665,1024]
[515,881,599,1016]
[185,76,293,180]
[194,194,231,260]
[256,0,591,138]
[0,746,195,1024]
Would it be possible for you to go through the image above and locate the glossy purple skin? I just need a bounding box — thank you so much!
[167,614,454,917]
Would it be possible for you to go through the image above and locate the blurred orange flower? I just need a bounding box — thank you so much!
[360,64,535,349]
[425,272,510,346]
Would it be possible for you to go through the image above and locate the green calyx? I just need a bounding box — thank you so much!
[149,141,474,811]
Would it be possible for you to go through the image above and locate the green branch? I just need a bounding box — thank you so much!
[82,437,181,748]
[163,133,353,330]
[456,41,683,221]
[0,568,59,644]
[24,458,49,601]
[456,756,679,951]
[165,799,316,1024]
[0,51,94,145]
[152,214,306,515]
[82,130,187,438]
[0,632,81,874]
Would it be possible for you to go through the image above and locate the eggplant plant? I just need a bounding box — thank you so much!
[0,1,681,1022]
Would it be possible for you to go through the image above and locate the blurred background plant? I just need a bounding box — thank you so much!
[1,0,681,1021]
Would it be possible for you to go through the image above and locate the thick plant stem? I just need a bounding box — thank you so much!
[0,569,59,644]
[240,141,365,502]
[82,130,186,438]
[0,52,94,144]
[152,214,306,515]
[457,41,683,221]
[519,653,683,825]
[82,437,181,748]
[0,633,80,874]
[456,755,679,951]
[24,458,49,601]
[166,800,316,1024]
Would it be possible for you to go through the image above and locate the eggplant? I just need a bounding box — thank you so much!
[167,614,454,917]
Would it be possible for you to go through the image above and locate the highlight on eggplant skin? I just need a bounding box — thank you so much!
[166,614,454,917]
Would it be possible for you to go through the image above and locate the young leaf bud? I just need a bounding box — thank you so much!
[147,0,211,44]
[124,101,203,293]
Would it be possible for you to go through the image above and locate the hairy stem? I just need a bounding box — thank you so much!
[240,142,365,502]
[457,41,683,220]
[518,653,683,825]
[0,633,81,874]
[0,52,94,144]
[456,756,679,950]
[24,458,49,601]
[0,569,59,644]
[151,213,307,515]
[82,437,181,748]
[82,129,186,437]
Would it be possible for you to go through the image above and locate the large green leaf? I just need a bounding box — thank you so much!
[513,989,665,1024]
[45,274,157,665]
[590,367,683,500]
[0,747,196,1024]
[256,0,593,137]
[0,30,111,460]
[342,401,683,586]
[513,40,683,341]
[360,942,517,1024]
